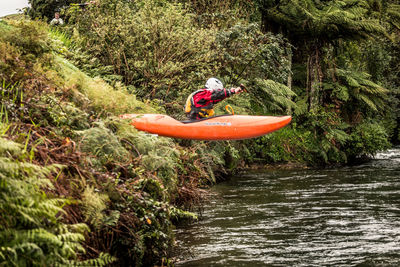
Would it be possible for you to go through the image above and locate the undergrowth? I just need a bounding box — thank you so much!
[0,133,115,266]
[0,19,206,266]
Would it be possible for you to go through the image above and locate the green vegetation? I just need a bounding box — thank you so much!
[0,19,201,266]
[0,0,399,265]
[0,134,115,266]
[27,0,77,22]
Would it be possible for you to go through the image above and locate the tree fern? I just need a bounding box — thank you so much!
[367,1,400,32]
[259,0,390,111]
[250,78,297,114]
[263,0,386,40]
[335,68,388,112]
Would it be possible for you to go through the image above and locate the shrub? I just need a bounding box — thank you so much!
[0,20,53,84]
[68,0,218,108]
[0,135,114,266]
[246,126,316,164]
[113,120,181,191]
[245,109,352,165]
[346,121,391,160]
[77,122,130,166]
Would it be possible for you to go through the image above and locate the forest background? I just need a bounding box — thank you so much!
[1,0,399,266]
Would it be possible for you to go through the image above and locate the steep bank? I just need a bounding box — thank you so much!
[0,18,225,266]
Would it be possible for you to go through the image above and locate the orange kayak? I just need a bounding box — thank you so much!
[120,114,291,140]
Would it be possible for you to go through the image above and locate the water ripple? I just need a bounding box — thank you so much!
[175,149,400,267]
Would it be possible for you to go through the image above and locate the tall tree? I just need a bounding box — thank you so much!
[258,0,386,111]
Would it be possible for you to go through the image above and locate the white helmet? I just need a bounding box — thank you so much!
[205,78,224,90]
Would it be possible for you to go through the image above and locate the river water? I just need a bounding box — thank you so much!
[174,148,400,267]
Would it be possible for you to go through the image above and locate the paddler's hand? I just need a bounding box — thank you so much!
[231,87,243,94]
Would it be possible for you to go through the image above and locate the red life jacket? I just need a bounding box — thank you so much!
[184,88,233,119]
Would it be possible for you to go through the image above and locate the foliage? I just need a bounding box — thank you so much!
[216,23,289,83]
[346,121,391,159]
[1,20,51,56]
[0,20,53,85]
[337,68,387,110]
[68,0,218,109]
[27,0,78,21]
[2,1,399,265]
[214,23,296,114]
[78,123,130,166]
[0,81,26,123]
[48,27,76,54]
[366,0,400,36]
[250,78,297,114]
[0,135,113,266]
[109,192,175,267]
[248,109,349,165]
[63,0,298,118]
[81,186,115,230]
[362,39,400,143]
[0,20,66,127]
[178,0,258,29]
[246,126,315,163]
[254,0,398,149]
[257,0,389,113]
[112,119,182,191]
[258,0,386,41]
[332,58,388,119]
[299,110,350,164]
[324,38,398,143]
[58,56,154,115]
[0,19,206,266]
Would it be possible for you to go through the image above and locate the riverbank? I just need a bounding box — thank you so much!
[0,18,215,266]
[247,161,310,170]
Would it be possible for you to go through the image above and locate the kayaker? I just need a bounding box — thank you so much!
[184,78,244,120]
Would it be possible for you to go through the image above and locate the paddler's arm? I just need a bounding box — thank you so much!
[210,87,243,101]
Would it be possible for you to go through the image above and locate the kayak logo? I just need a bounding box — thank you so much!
[204,122,232,126]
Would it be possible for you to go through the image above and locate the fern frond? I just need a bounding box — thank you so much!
[252,78,297,113]
[294,97,308,116]
[0,139,22,155]
[56,233,85,243]
[72,252,116,267]
[344,76,360,87]
[57,223,90,235]
[326,128,349,145]
[264,0,387,40]
[0,137,93,265]
[356,93,378,111]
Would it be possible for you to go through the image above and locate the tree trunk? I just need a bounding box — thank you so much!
[287,52,292,89]
[261,10,281,34]
[306,45,323,111]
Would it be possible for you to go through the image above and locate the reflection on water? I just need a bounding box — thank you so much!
[175,149,400,267]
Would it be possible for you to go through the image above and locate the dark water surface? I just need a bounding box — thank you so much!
[174,149,400,267]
